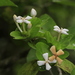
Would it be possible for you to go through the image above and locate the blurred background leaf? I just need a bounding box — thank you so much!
[0,0,17,7]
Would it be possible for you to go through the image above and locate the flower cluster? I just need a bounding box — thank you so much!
[12,8,69,72]
[13,8,37,32]
[13,8,37,24]
[54,25,69,35]
[37,46,64,70]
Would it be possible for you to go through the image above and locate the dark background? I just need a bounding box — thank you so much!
[0,0,75,75]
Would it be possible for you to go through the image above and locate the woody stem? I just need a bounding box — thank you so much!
[57,67,62,75]
[49,69,54,75]
[57,32,62,75]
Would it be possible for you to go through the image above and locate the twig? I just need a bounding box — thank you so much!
[57,67,62,75]
[49,69,54,75]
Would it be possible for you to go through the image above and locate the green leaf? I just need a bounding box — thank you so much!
[54,34,73,50]
[0,0,17,7]
[10,31,26,39]
[71,68,75,75]
[45,31,56,44]
[36,30,45,38]
[28,42,36,49]
[40,14,56,32]
[53,1,75,7]
[29,18,42,38]
[67,43,75,50]
[69,26,75,35]
[30,17,42,27]
[27,49,37,62]
[18,61,38,75]
[35,42,52,60]
[29,26,40,38]
[66,35,75,50]
[56,59,75,74]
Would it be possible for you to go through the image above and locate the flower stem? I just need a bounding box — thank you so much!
[16,22,23,33]
[57,33,62,75]
[22,23,26,32]
[57,67,62,75]
[49,69,54,75]
[57,32,61,41]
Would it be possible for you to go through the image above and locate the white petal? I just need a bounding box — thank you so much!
[25,16,32,20]
[43,53,48,61]
[54,26,60,30]
[16,16,22,20]
[49,59,57,63]
[46,63,51,70]
[24,20,31,24]
[61,30,68,35]
[63,28,69,32]
[31,8,37,17]
[16,20,23,23]
[54,26,60,32]
[37,61,45,66]
[54,29,60,32]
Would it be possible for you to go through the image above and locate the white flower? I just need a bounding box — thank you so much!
[31,8,37,17]
[13,15,32,24]
[54,25,69,35]
[37,53,56,70]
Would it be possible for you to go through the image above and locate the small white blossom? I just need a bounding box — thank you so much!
[31,8,37,17]
[54,25,69,35]
[13,15,32,24]
[37,53,56,70]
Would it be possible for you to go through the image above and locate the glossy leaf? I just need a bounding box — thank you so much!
[45,31,56,44]
[40,14,56,32]
[56,59,75,74]
[29,18,42,38]
[10,31,26,39]
[35,42,52,60]
[30,17,42,27]
[71,68,75,75]
[66,35,75,50]
[29,26,40,38]
[18,61,38,75]
[54,34,73,50]
[27,49,37,62]
[36,30,45,38]
[28,42,36,49]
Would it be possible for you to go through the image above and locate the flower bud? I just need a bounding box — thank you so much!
[27,23,32,29]
[31,8,37,17]
[13,14,17,21]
